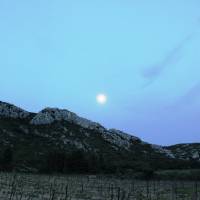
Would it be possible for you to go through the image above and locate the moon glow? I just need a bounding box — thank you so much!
[96,94,107,104]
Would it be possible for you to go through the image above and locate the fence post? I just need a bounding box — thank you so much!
[146,180,150,199]
[171,182,175,200]
[64,184,68,200]
[111,184,114,200]
[117,187,120,200]
[194,181,198,200]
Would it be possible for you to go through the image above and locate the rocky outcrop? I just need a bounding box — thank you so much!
[109,129,141,141]
[0,101,30,119]
[100,129,141,150]
[167,143,200,161]
[151,144,175,158]
[30,108,105,132]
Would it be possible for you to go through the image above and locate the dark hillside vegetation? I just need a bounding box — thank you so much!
[0,117,200,179]
[0,101,200,179]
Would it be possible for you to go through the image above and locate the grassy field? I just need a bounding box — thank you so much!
[0,173,199,200]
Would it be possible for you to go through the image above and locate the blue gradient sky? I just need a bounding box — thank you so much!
[0,0,200,145]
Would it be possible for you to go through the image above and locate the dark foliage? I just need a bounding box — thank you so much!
[0,117,200,180]
[0,147,13,171]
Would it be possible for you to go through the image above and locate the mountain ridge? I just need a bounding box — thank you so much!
[0,100,199,173]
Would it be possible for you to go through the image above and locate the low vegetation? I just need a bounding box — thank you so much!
[0,173,199,200]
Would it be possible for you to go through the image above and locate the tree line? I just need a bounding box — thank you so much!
[0,147,200,180]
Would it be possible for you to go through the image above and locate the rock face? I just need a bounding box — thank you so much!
[30,109,144,151]
[109,129,141,141]
[167,143,200,161]
[101,129,141,150]
[30,108,105,131]
[0,101,30,119]
[151,144,175,158]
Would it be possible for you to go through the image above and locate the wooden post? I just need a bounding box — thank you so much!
[194,181,198,200]
[111,184,114,200]
[117,187,120,200]
[64,184,68,200]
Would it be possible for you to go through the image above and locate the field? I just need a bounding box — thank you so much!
[0,173,199,200]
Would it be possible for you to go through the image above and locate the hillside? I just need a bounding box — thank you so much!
[0,101,200,174]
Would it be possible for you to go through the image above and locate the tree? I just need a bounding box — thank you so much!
[66,150,89,173]
[43,151,66,173]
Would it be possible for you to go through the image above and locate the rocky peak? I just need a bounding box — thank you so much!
[108,129,141,141]
[30,107,106,131]
[0,101,30,119]
[30,108,76,125]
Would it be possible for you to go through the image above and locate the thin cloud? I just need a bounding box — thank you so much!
[142,34,193,85]
[168,82,200,110]
[178,82,200,105]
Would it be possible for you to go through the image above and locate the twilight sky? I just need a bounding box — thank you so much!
[0,0,200,145]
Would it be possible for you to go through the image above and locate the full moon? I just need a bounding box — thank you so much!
[96,94,107,104]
